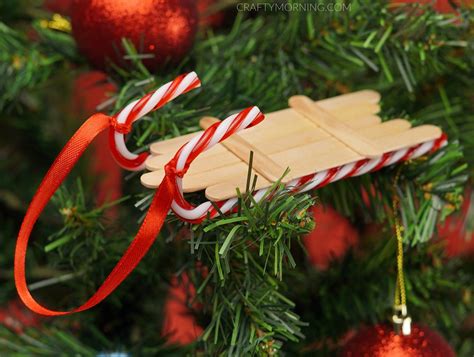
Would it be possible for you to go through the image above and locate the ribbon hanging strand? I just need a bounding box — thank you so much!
[14,113,176,315]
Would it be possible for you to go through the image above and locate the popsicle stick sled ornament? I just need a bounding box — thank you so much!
[141,88,447,222]
[15,72,447,316]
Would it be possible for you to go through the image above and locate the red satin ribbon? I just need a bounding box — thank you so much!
[15,113,175,315]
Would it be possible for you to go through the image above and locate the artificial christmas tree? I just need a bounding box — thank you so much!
[1,1,473,355]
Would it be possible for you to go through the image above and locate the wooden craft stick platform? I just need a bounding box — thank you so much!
[141,90,443,201]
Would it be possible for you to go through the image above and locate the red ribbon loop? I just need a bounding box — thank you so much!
[15,113,174,316]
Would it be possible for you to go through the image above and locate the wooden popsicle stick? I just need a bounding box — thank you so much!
[289,95,384,158]
[240,116,321,150]
[271,138,362,178]
[361,119,411,137]
[146,143,229,170]
[184,162,272,193]
[329,103,380,120]
[141,170,165,189]
[237,110,319,147]
[150,131,202,155]
[141,164,272,193]
[145,152,174,170]
[374,125,442,152]
[205,177,274,201]
[316,90,381,110]
[199,116,291,182]
[146,147,241,172]
[343,115,381,127]
[141,119,413,188]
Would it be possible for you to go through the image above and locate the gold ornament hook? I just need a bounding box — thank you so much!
[392,304,412,336]
[392,167,411,336]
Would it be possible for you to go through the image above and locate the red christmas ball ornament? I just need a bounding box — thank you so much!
[340,323,455,357]
[303,205,358,270]
[71,0,198,70]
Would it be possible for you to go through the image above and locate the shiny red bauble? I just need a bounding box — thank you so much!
[71,0,198,70]
[340,323,455,357]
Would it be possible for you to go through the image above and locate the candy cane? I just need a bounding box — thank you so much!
[109,72,201,171]
[164,106,265,223]
[165,128,447,223]
[290,134,447,193]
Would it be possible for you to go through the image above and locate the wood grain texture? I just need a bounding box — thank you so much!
[289,95,384,158]
[199,117,290,182]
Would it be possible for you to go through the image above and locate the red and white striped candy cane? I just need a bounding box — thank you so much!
[288,133,447,193]
[109,72,201,171]
[165,127,447,223]
[164,106,265,223]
